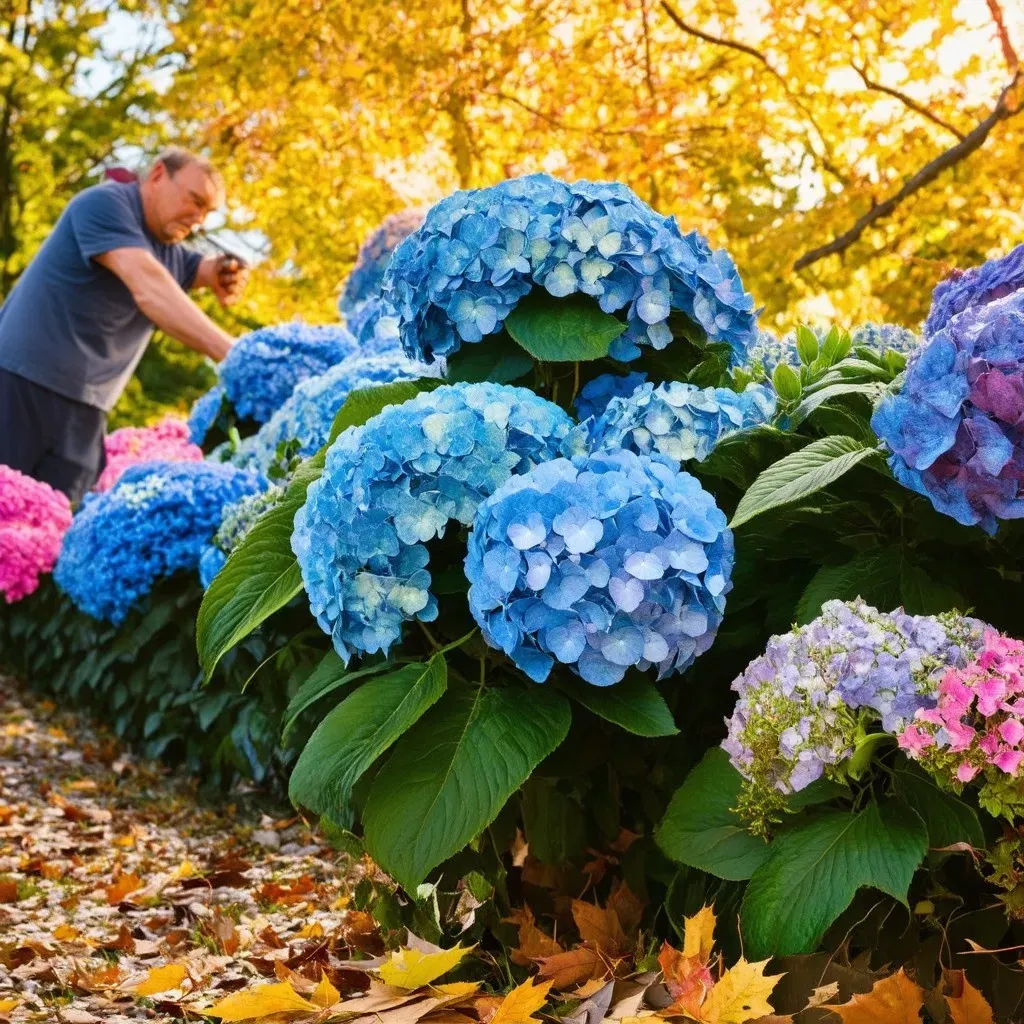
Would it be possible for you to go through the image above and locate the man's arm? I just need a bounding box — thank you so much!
[95,248,235,362]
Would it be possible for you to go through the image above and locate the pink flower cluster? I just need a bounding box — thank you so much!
[0,465,72,603]
[899,629,1024,782]
[95,418,202,492]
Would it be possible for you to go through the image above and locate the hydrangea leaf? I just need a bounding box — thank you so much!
[363,685,571,889]
[505,293,626,362]
[446,339,535,384]
[558,675,678,737]
[521,779,587,865]
[794,550,902,626]
[328,378,441,444]
[789,382,882,427]
[197,451,325,681]
[288,653,448,829]
[892,765,984,849]
[740,799,928,958]
[730,436,879,529]
[655,748,769,881]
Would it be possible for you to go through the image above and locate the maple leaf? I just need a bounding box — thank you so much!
[132,963,189,996]
[377,943,474,989]
[105,871,143,904]
[506,906,563,966]
[489,978,553,1024]
[658,942,713,1019]
[681,907,716,964]
[943,969,995,1024]
[205,980,317,1020]
[536,947,609,990]
[823,969,925,1024]
[697,959,782,1024]
[573,899,628,954]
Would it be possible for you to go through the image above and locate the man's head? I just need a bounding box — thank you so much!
[140,148,224,244]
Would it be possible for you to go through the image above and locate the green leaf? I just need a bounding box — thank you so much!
[789,382,882,427]
[445,339,534,383]
[771,361,801,401]
[655,748,769,881]
[730,436,877,529]
[819,327,852,366]
[363,685,571,889]
[329,378,440,444]
[795,325,819,365]
[197,451,324,681]
[893,765,985,849]
[504,292,626,362]
[560,674,678,737]
[288,654,448,829]
[521,778,587,865]
[740,799,928,957]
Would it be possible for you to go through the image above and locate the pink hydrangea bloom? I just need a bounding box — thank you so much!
[95,418,202,492]
[898,628,1024,784]
[0,465,72,602]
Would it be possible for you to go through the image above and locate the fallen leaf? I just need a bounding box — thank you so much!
[537,947,608,990]
[681,907,716,964]
[72,963,122,992]
[823,969,925,1024]
[434,983,481,999]
[943,969,995,1024]
[0,1000,18,1013]
[698,959,782,1024]
[133,963,189,996]
[311,970,341,1008]
[806,983,839,1008]
[106,871,143,904]
[297,921,325,939]
[506,907,562,966]
[658,943,713,1018]
[573,900,628,955]
[205,980,317,1020]
[98,922,135,953]
[0,882,17,904]
[342,910,385,954]
[62,1011,102,1024]
[489,979,553,1024]
[606,882,645,936]
[575,978,612,998]
[378,943,474,990]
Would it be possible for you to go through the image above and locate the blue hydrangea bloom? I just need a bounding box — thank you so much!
[925,244,1024,337]
[872,290,1024,533]
[588,381,776,463]
[219,323,360,424]
[380,173,758,366]
[188,384,227,444]
[232,353,435,478]
[54,461,263,623]
[574,372,648,421]
[746,328,801,374]
[465,450,733,686]
[339,209,425,317]
[851,322,920,356]
[199,485,285,588]
[292,382,580,663]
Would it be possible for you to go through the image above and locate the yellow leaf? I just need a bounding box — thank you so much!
[205,981,317,1020]
[311,971,341,1008]
[0,999,18,1013]
[171,859,198,880]
[698,959,782,1024]
[297,921,324,938]
[133,963,189,996]
[433,983,481,998]
[823,969,925,1024]
[681,906,716,964]
[489,979,553,1024]
[53,923,81,941]
[377,944,474,990]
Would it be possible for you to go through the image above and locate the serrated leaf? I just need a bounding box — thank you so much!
[698,958,782,1024]
[289,654,448,828]
[489,978,553,1024]
[655,748,769,881]
[329,379,440,444]
[445,341,534,384]
[823,968,925,1024]
[681,905,716,962]
[771,361,801,401]
[505,292,626,362]
[730,436,877,528]
[204,980,316,1020]
[943,968,995,1024]
[789,382,881,426]
[893,766,984,849]
[363,686,571,889]
[741,800,928,957]
[560,675,678,737]
[377,943,473,989]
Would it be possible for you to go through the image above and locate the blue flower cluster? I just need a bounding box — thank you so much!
[872,290,1024,533]
[219,323,360,425]
[722,599,986,826]
[851,322,919,356]
[925,244,1024,337]
[292,383,579,663]
[466,450,732,686]
[199,485,285,588]
[746,328,802,374]
[379,173,758,366]
[188,384,226,444]
[587,381,776,463]
[339,209,425,318]
[54,462,262,623]
[232,353,434,478]
[573,372,648,421]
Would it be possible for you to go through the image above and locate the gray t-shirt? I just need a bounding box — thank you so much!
[0,181,202,411]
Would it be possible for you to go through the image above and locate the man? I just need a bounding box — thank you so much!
[0,148,249,501]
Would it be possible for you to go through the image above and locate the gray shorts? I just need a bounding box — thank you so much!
[0,368,106,504]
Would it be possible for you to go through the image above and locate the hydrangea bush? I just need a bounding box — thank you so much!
[55,461,262,623]
[0,466,72,603]
[573,371,648,420]
[96,417,203,492]
[199,485,285,588]
[925,244,1024,337]
[465,450,733,686]
[187,384,226,444]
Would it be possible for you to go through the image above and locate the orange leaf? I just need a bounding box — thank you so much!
[823,969,925,1024]
[657,942,712,1018]
[53,924,81,942]
[133,963,189,996]
[0,881,18,904]
[572,899,628,955]
[106,872,143,904]
[505,907,562,966]
[943,969,995,1024]
[536,947,608,990]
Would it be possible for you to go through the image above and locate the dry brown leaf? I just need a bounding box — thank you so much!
[536,947,608,990]
[943,969,995,1024]
[342,909,385,955]
[0,882,17,905]
[573,900,628,955]
[606,882,644,937]
[105,871,143,904]
[505,907,562,966]
[98,922,135,953]
[71,963,122,993]
[806,983,839,1008]
[823,969,925,1024]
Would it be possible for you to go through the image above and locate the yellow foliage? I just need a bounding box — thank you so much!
[204,980,316,1020]
[377,944,474,990]
[132,963,189,996]
[488,978,554,1024]
[311,971,341,1008]
[696,958,782,1024]
[681,906,716,964]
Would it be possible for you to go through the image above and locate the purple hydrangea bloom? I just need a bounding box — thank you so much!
[872,290,1024,533]
[380,174,758,366]
[292,383,579,663]
[925,244,1024,337]
[574,372,648,421]
[587,381,775,463]
[465,450,732,686]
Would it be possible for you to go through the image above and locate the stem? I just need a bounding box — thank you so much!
[571,361,581,407]
[438,627,478,655]
[417,621,440,651]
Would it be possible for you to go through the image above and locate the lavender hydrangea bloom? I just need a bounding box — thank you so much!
[851,322,920,356]
[380,174,758,366]
[292,383,579,663]
[231,353,435,478]
[588,381,776,463]
[465,450,732,686]
[573,372,648,421]
[723,599,987,822]
[54,462,263,623]
[199,485,285,588]
[338,210,425,317]
[187,384,226,444]
[925,244,1024,337]
[872,290,1024,533]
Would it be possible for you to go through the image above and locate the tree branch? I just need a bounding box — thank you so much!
[851,61,965,140]
[793,71,1022,271]
[987,0,1020,73]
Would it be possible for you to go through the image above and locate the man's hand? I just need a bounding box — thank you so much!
[212,254,249,307]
